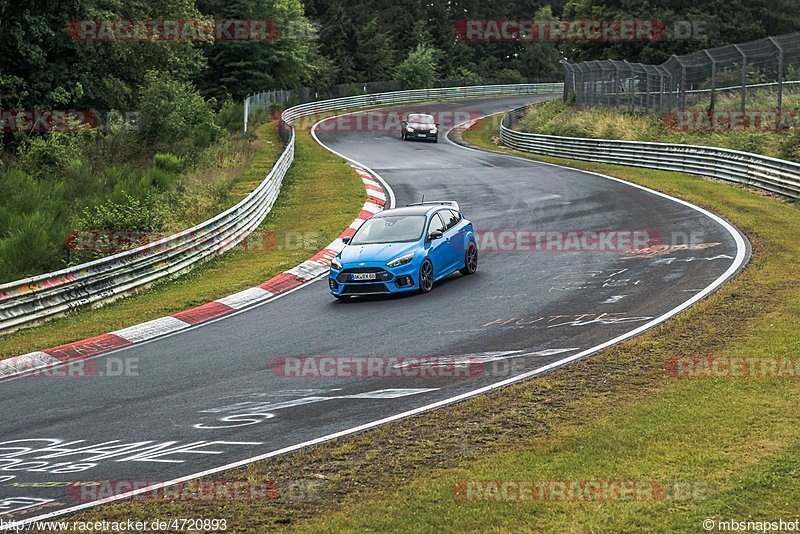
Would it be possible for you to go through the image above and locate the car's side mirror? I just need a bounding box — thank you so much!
[341,236,351,245]
[429,231,443,241]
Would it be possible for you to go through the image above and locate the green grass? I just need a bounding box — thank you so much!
[63,112,800,532]
[514,95,800,161]
[0,118,364,359]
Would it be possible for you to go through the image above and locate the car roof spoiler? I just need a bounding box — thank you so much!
[405,200,460,211]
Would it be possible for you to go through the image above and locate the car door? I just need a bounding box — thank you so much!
[426,212,449,278]
[445,209,466,269]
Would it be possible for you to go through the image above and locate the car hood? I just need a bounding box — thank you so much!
[408,122,435,129]
[339,242,420,265]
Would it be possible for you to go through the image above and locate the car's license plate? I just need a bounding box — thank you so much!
[417,133,426,137]
[351,273,377,281]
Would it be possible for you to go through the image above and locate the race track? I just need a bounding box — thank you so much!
[0,95,749,525]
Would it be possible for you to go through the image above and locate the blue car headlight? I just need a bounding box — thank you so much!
[331,256,342,270]
[387,253,414,268]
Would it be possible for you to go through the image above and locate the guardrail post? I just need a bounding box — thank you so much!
[243,97,249,134]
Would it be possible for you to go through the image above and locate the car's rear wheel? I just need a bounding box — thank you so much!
[419,259,434,293]
[460,243,478,275]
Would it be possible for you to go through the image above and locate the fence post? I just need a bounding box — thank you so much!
[243,96,249,134]
[734,44,747,114]
[769,37,785,114]
[704,50,717,116]
[673,57,687,112]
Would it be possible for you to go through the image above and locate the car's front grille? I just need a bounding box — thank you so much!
[337,268,393,283]
[342,283,389,294]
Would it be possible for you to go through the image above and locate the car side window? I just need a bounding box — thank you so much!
[438,210,458,231]
[428,213,446,237]
[446,209,461,229]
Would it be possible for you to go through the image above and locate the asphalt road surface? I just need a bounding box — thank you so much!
[0,95,749,525]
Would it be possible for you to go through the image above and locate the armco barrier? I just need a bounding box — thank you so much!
[500,106,800,199]
[0,83,562,333]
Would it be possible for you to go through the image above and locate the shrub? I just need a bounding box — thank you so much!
[136,71,220,156]
[0,211,64,282]
[216,101,245,134]
[494,68,526,84]
[17,132,84,178]
[395,45,439,90]
[154,152,184,174]
[77,192,165,233]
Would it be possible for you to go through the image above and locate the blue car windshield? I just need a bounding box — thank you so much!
[351,216,426,245]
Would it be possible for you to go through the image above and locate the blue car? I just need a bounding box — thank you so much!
[328,201,478,298]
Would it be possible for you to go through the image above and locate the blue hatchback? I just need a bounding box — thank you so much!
[328,201,478,298]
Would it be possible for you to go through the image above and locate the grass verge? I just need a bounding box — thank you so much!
[66,111,800,532]
[0,119,364,360]
[514,97,800,162]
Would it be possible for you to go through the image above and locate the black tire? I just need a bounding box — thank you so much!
[432,136,438,143]
[419,259,434,293]
[459,242,478,275]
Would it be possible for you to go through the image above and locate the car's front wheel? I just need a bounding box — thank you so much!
[419,259,434,293]
[459,242,478,275]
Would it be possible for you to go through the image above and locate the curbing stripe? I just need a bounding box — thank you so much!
[0,352,61,377]
[309,248,338,264]
[363,202,384,214]
[172,302,234,326]
[43,334,132,362]
[259,272,304,294]
[367,190,387,202]
[287,260,331,281]
[215,287,274,310]
[326,240,347,253]
[113,317,191,343]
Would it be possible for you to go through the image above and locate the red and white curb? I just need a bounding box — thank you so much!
[0,166,386,380]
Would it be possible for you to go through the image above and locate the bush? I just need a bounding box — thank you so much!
[216,101,244,134]
[395,45,439,90]
[450,67,483,86]
[136,71,220,157]
[494,68,526,84]
[17,132,84,178]
[154,152,185,174]
[0,211,64,281]
[77,192,165,233]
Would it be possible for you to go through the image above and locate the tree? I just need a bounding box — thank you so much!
[353,18,396,82]
[195,0,320,100]
[136,71,219,156]
[0,0,206,111]
[395,44,439,89]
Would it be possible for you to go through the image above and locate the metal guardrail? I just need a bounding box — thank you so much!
[500,106,800,199]
[245,83,563,132]
[0,83,562,333]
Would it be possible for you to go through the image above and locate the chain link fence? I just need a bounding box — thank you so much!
[563,32,800,114]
